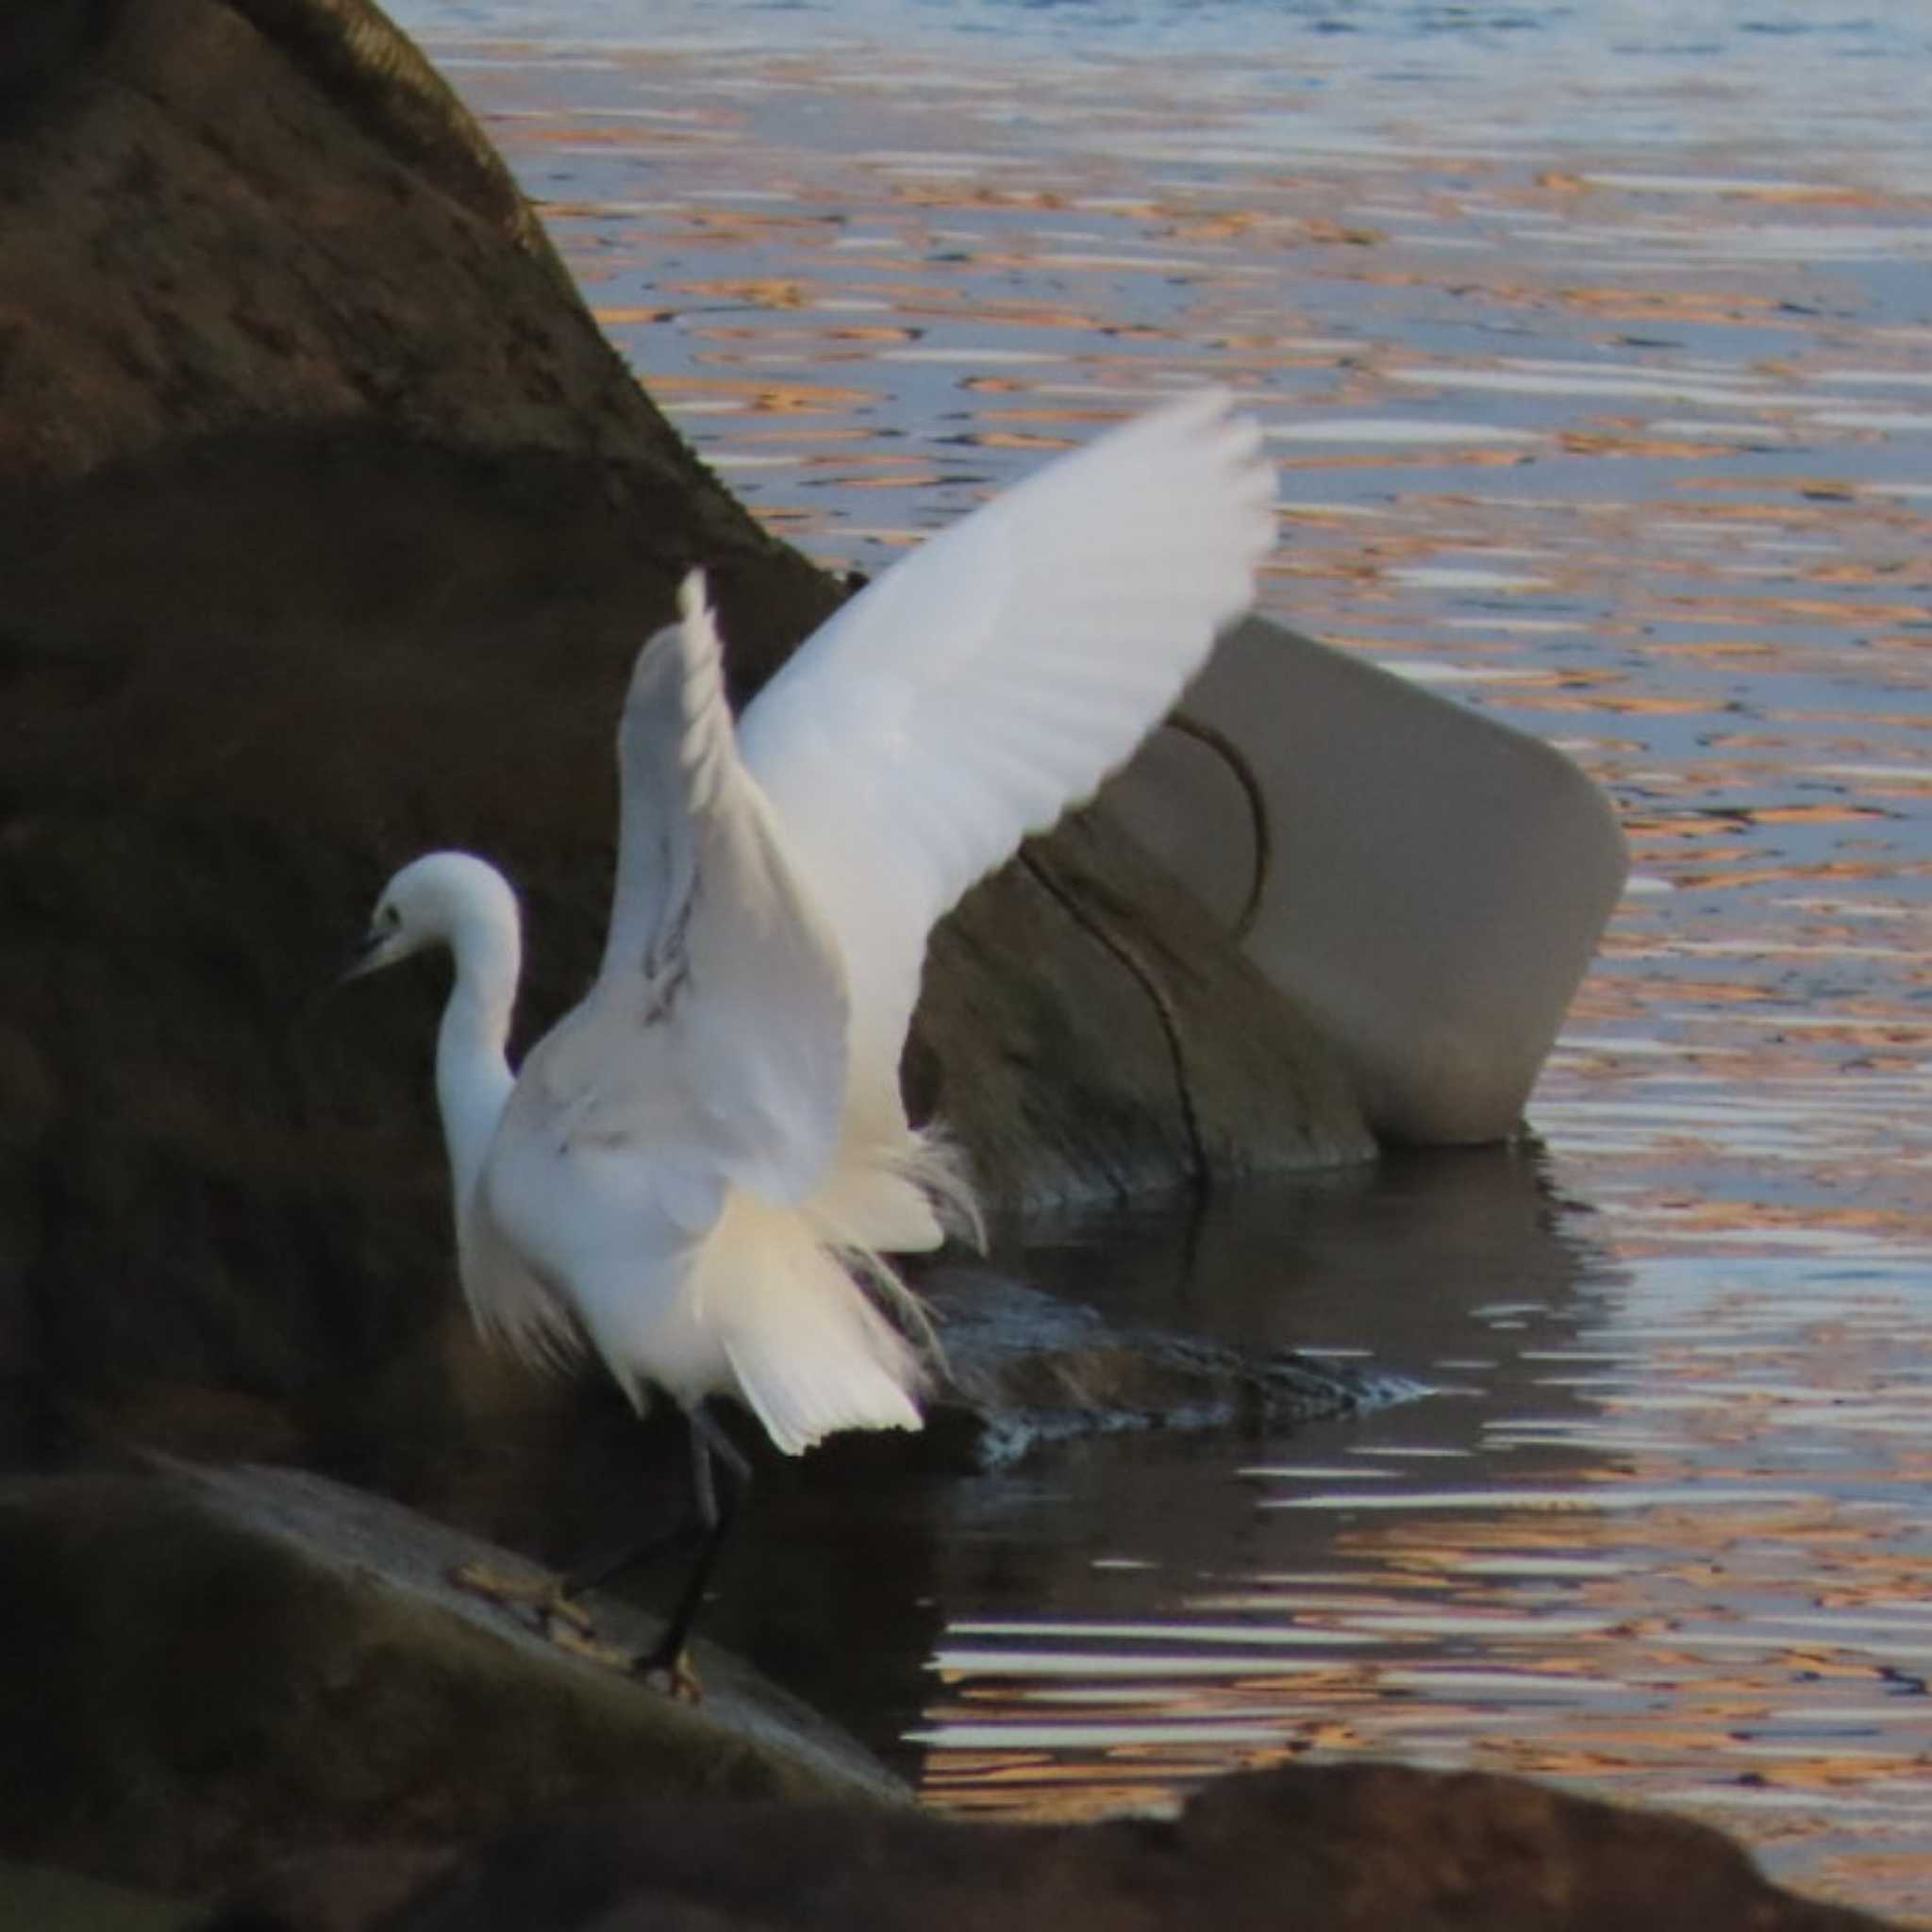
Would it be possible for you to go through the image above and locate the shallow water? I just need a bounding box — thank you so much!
[391,3,1931,1915]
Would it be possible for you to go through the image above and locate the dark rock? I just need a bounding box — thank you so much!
[0,0,1367,1491]
[2,0,655,495]
[0,3,101,108]
[0,1460,908,1902]
[0,1857,188,1932]
[922,808,1373,1214]
[198,1760,1895,1931]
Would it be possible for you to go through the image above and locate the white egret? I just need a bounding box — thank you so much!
[351,389,1275,1684]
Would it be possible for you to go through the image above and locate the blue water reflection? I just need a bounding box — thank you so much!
[382,0,1932,1910]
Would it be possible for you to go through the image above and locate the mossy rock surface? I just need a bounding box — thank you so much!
[0,1461,907,1900]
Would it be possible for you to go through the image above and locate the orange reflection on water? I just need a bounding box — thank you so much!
[644,373,875,413]
[440,32,1932,1917]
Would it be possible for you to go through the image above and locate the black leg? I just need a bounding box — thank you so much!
[558,1401,751,1600]
[559,1508,702,1602]
[630,1402,750,1682]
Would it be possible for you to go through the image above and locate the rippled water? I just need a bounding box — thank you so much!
[390,2,1931,1915]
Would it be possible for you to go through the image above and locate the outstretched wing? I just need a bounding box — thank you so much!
[539,575,851,1208]
[736,388,1275,1146]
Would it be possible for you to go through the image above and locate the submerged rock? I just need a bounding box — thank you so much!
[0,1459,907,1902]
[202,1759,1894,1931]
[924,1274,1413,1466]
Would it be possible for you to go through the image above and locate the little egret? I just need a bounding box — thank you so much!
[351,389,1275,1686]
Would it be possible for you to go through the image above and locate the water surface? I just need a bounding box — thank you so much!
[390,4,1931,1915]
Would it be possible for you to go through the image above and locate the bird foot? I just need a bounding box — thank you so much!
[449,1560,600,1640]
[452,1563,699,1692]
[635,1644,705,1704]
[549,1623,638,1672]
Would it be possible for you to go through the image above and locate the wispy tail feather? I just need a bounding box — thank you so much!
[902,1122,985,1252]
[703,1191,928,1455]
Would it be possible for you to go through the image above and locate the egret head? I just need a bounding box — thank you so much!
[347,851,518,980]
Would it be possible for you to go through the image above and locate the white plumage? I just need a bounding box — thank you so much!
[355,388,1275,1465]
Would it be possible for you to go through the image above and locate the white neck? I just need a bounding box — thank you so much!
[435,896,522,1218]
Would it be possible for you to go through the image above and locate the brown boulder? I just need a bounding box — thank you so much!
[0,0,1365,1484]
[204,1761,1893,1932]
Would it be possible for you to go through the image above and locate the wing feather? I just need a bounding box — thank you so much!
[456,1182,586,1371]
[541,575,851,1207]
[737,388,1275,1142]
